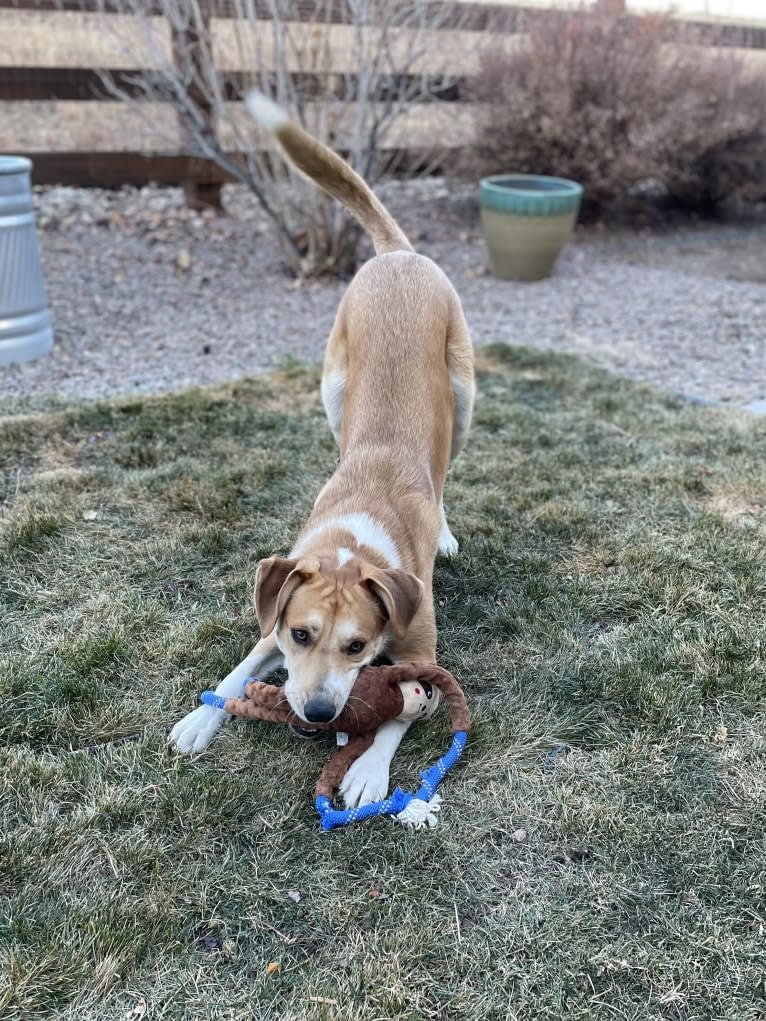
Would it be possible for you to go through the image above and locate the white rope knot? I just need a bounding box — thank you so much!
[395,792,443,829]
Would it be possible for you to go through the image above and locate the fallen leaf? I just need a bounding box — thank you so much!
[125,998,147,1021]
[712,723,728,744]
[266,961,281,975]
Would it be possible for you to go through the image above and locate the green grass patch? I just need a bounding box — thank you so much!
[1,346,765,1020]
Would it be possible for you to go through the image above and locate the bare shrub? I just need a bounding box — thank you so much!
[656,53,766,213]
[468,9,766,217]
[96,0,469,276]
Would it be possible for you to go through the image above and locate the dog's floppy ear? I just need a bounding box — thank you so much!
[254,556,319,637]
[363,567,424,640]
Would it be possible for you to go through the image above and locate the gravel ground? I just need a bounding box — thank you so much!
[2,179,765,408]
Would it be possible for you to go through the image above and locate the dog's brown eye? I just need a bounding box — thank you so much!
[291,628,310,646]
[347,640,365,656]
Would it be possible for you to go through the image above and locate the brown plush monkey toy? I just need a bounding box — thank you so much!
[200,662,470,830]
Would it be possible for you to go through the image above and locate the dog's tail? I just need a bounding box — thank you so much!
[246,90,413,257]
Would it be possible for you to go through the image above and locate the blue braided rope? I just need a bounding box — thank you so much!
[315,787,411,830]
[201,691,228,710]
[200,676,260,712]
[411,730,469,804]
[315,730,469,831]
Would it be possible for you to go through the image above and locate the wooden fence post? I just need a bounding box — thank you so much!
[170,0,223,210]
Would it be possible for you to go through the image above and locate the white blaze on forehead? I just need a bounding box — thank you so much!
[337,547,354,566]
[292,512,401,569]
[336,620,362,644]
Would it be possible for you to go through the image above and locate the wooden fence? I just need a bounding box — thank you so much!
[2,0,765,203]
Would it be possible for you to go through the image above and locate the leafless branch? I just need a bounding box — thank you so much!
[94,0,474,276]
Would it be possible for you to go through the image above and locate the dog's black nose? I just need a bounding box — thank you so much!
[302,695,336,724]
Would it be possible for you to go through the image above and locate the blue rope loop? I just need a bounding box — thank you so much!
[314,730,469,830]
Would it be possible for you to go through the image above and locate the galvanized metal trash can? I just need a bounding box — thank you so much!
[0,156,53,365]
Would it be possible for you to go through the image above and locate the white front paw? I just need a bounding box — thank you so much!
[339,751,390,808]
[441,518,459,559]
[168,704,228,755]
[438,530,459,557]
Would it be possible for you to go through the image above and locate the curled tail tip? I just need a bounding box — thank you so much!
[246,89,288,132]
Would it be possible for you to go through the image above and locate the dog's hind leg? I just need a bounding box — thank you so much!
[438,297,474,556]
[169,632,283,755]
[446,297,475,463]
[321,310,348,446]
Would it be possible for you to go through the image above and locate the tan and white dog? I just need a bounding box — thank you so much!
[169,92,474,808]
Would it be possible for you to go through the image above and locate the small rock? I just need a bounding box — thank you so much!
[567,845,588,863]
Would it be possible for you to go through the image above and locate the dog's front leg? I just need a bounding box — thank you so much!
[338,718,411,808]
[168,633,283,755]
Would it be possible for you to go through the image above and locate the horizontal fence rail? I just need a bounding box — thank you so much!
[20,146,455,187]
[1,67,466,103]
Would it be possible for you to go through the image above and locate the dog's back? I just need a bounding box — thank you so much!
[246,91,474,484]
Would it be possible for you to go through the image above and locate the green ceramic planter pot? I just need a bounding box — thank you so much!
[480,174,583,282]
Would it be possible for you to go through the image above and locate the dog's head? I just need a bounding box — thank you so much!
[254,555,423,723]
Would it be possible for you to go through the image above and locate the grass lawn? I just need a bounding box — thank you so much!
[1,345,765,1021]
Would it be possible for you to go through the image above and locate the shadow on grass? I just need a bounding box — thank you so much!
[1,345,765,1020]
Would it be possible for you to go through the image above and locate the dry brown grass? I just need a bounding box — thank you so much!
[3,346,766,1019]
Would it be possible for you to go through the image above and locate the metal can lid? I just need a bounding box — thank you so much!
[0,156,33,176]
